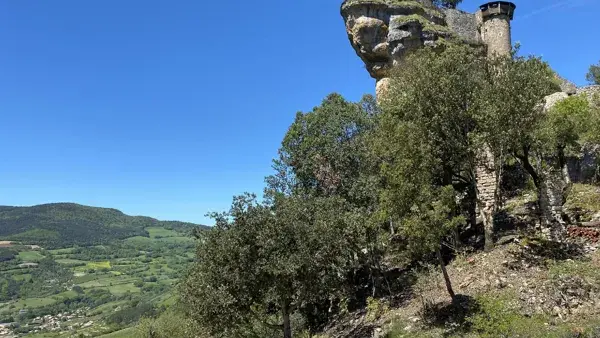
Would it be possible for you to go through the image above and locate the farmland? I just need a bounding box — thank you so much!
[0,223,198,337]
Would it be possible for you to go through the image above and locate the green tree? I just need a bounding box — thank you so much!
[475,51,559,242]
[587,61,600,85]
[517,95,598,239]
[269,93,389,301]
[374,44,476,298]
[181,194,358,338]
[433,0,462,9]
[273,93,378,205]
[481,54,599,240]
[136,307,206,338]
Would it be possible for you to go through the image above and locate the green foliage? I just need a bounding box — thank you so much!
[376,44,476,254]
[476,52,559,160]
[135,307,207,338]
[466,293,526,337]
[107,302,157,325]
[366,297,389,322]
[587,61,600,85]
[182,193,360,337]
[564,184,600,222]
[433,0,462,9]
[537,95,592,155]
[273,93,378,205]
[0,248,17,263]
[342,0,427,11]
[463,293,597,338]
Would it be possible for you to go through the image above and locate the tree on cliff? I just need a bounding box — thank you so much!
[518,95,599,239]
[373,44,478,298]
[433,0,462,9]
[587,61,600,85]
[270,93,392,300]
[476,52,561,237]
[181,193,359,338]
[273,93,378,206]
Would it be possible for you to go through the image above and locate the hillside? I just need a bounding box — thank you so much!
[0,203,207,248]
[0,203,206,337]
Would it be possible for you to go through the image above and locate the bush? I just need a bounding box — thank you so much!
[433,0,462,8]
[135,308,207,338]
[108,302,156,325]
[366,297,389,322]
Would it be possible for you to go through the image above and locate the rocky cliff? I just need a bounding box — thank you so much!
[341,0,483,97]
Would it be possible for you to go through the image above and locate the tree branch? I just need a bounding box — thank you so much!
[514,146,540,188]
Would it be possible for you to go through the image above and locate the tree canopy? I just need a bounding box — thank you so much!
[587,60,600,85]
[433,0,462,9]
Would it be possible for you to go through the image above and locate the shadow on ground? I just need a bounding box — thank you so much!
[509,236,587,269]
[418,294,480,337]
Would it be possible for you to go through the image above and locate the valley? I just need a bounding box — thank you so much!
[0,204,203,337]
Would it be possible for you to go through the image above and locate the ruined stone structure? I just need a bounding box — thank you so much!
[539,85,600,241]
[475,2,516,248]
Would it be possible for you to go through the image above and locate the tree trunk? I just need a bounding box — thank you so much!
[437,246,455,300]
[282,301,292,338]
[476,146,498,251]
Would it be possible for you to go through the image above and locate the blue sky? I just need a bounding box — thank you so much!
[0,0,596,225]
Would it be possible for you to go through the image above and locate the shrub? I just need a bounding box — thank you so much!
[366,297,389,322]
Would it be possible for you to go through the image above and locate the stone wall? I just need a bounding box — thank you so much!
[476,146,498,249]
[442,8,481,45]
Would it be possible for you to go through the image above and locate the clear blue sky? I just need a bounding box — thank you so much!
[0,0,596,225]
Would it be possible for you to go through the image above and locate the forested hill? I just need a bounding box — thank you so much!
[0,203,207,248]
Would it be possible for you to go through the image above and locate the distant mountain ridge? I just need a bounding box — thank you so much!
[0,203,207,248]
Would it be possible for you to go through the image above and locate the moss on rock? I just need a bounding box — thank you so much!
[391,14,451,35]
[342,0,428,11]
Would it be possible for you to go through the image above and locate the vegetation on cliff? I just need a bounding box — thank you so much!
[142,43,600,338]
[587,60,600,85]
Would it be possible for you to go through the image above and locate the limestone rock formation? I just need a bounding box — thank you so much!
[341,0,519,103]
[538,86,600,239]
[341,0,484,101]
[341,0,453,80]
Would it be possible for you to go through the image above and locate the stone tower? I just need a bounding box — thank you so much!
[479,1,516,57]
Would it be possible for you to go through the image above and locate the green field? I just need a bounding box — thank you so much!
[0,225,196,337]
[48,247,76,254]
[56,258,87,266]
[18,250,45,262]
[98,327,137,337]
[0,203,202,337]
[146,227,178,238]
[87,261,112,270]
[125,236,154,245]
